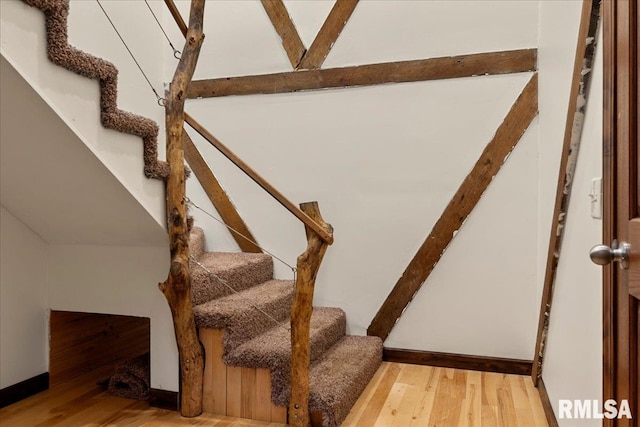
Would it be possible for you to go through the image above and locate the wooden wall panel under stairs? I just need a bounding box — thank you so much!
[199,328,287,424]
[50,311,150,387]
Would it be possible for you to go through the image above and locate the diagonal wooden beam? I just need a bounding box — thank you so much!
[367,73,539,342]
[261,0,307,69]
[165,0,260,254]
[182,131,262,253]
[531,0,601,386]
[187,49,537,99]
[165,0,187,38]
[184,114,334,245]
[297,0,359,70]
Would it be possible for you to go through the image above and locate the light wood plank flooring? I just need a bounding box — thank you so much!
[0,362,547,426]
[342,362,547,427]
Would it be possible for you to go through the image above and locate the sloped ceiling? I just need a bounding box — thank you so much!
[0,56,167,246]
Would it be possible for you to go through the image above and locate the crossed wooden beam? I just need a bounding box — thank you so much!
[187,0,536,99]
[261,0,359,70]
[298,1,358,69]
[183,0,539,345]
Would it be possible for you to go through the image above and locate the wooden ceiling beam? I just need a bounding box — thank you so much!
[186,49,537,99]
[261,0,307,69]
[297,0,359,70]
[367,73,539,342]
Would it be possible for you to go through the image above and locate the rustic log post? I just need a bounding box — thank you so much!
[289,202,333,427]
[158,0,206,418]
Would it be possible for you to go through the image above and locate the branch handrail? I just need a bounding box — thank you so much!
[184,113,334,245]
[166,3,333,424]
[165,0,332,245]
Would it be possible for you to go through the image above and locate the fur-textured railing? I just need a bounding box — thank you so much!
[22,0,170,180]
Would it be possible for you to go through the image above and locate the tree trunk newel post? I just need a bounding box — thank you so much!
[158,0,206,418]
[289,202,334,427]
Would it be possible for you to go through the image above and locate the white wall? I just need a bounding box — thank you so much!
[167,0,541,360]
[0,0,167,229]
[0,0,182,391]
[0,0,604,399]
[0,208,177,390]
[47,244,177,391]
[0,56,168,247]
[0,206,48,389]
[538,2,603,425]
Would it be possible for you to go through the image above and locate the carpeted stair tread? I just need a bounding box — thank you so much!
[194,279,294,348]
[225,307,346,369]
[189,225,382,426]
[191,251,274,305]
[189,227,206,260]
[307,336,383,427]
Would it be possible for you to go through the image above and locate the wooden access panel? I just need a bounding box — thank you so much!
[49,311,150,386]
[199,328,287,423]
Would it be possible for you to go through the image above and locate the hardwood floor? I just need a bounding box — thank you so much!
[0,362,547,426]
[342,362,547,427]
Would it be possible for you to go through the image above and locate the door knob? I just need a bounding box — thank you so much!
[590,239,630,269]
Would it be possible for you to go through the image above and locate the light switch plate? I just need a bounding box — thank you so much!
[590,178,602,219]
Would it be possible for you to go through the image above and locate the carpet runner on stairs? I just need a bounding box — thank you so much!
[190,227,383,427]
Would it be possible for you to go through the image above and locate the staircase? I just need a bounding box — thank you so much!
[13,0,384,424]
[190,226,382,427]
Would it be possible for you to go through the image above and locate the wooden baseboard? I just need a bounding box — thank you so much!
[383,348,533,376]
[537,378,559,427]
[0,372,49,409]
[149,388,179,411]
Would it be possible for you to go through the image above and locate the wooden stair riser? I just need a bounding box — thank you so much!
[199,328,287,423]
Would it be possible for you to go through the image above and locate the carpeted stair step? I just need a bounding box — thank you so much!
[191,251,274,305]
[194,279,294,349]
[225,307,346,367]
[190,226,382,427]
[225,307,347,402]
[308,336,383,427]
[189,226,206,260]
